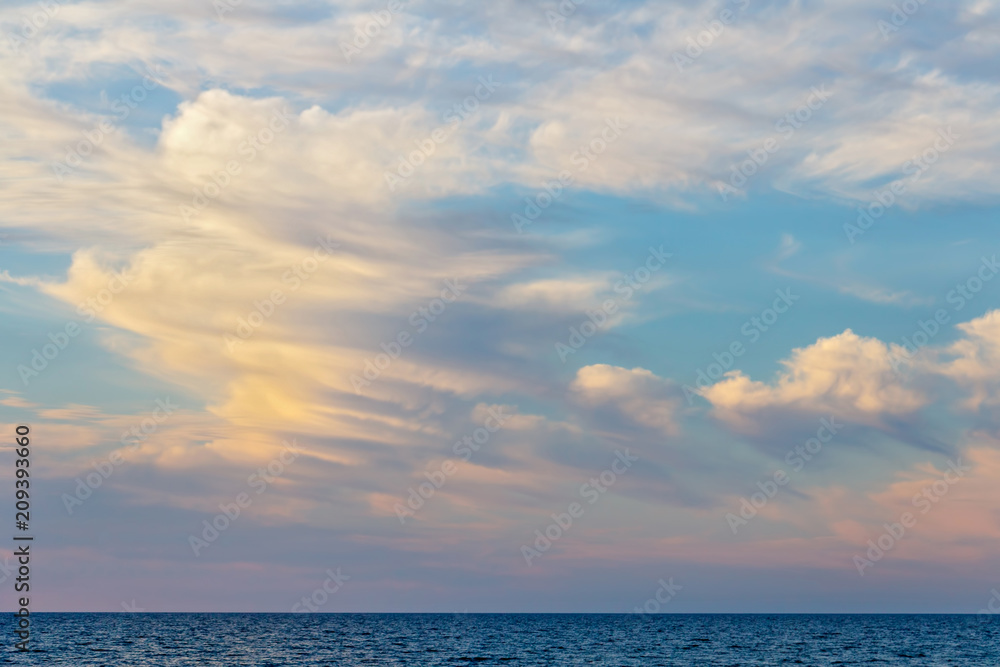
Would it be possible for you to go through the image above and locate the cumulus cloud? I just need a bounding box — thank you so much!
[702,330,927,429]
[570,364,681,435]
[936,309,1000,409]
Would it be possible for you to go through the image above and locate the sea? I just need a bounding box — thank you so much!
[4,613,998,665]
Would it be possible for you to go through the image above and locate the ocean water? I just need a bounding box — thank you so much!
[4,613,999,665]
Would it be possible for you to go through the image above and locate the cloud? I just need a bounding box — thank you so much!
[1,0,999,611]
[702,330,927,430]
[570,364,681,436]
[0,395,38,409]
[775,234,801,262]
[37,404,103,421]
[3,0,999,216]
[835,285,932,307]
[0,271,44,287]
[493,275,617,312]
[936,309,1000,409]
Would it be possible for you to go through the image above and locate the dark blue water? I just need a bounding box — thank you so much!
[4,613,999,665]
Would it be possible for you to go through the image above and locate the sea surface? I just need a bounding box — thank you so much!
[4,613,999,665]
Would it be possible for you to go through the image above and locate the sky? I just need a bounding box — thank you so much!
[1,0,1000,613]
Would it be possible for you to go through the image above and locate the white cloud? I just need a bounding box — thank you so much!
[702,330,927,429]
[570,364,681,435]
[937,310,1000,409]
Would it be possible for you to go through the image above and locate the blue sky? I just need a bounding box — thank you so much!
[1,0,1000,612]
